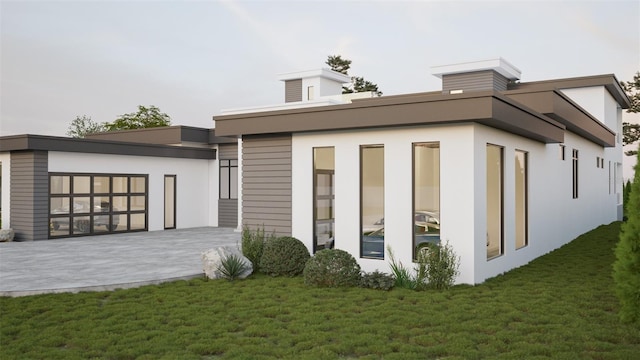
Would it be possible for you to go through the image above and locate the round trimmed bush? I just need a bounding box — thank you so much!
[259,236,310,276]
[303,249,361,287]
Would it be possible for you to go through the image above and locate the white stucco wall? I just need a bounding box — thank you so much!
[48,152,217,231]
[292,124,478,284]
[291,120,620,284]
[0,152,10,229]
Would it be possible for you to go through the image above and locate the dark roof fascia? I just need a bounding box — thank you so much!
[504,89,616,147]
[208,129,238,144]
[85,125,234,145]
[214,91,565,144]
[0,135,216,159]
[510,74,631,109]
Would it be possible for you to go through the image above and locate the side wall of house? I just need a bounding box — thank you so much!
[472,124,617,282]
[242,135,292,236]
[291,125,478,283]
[48,152,215,231]
[9,151,49,241]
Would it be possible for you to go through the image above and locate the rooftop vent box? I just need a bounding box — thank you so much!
[431,58,521,94]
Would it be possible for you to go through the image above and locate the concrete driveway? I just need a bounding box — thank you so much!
[0,227,240,297]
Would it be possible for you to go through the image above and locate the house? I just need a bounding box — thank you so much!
[0,58,630,284]
[213,58,629,284]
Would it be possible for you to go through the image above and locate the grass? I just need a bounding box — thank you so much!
[1,222,639,359]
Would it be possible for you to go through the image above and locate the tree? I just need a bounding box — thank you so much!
[621,72,640,156]
[613,150,640,324]
[326,55,382,96]
[66,115,106,138]
[105,105,171,131]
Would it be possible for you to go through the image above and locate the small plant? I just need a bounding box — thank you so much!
[260,236,310,277]
[387,247,417,290]
[360,270,395,290]
[217,253,250,281]
[422,240,460,290]
[304,249,362,287]
[241,225,275,272]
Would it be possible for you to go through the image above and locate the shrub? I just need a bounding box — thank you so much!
[304,249,362,287]
[422,240,460,290]
[217,253,250,281]
[360,270,395,291]
[387,246,417,290]
[259,236,310,277]
[241,225,275,273]
[614,149,640,324]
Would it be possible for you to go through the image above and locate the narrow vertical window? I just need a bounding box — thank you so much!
[313,147,334,252]
[220,160,238,199]
[559,144,565,160]
[487,144,503,259]
[307,86,315,101]
[609,161,612,194]
[413,143,440,259]
[361,145,384,259]
[515,150,528,249]
[164,175,176,229]
[572,149,579,199]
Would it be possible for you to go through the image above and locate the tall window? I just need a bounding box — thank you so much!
[486,144,503,259]
[49,173,147,238]
[220,160,238,199]
[361,145,384,259]
[164,175,176,230]
[413,143,440,259]
[313,147,335,252]
[515,150,528,249]
[572,149,579,199]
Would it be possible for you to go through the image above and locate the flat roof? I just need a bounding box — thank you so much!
[0,134,217,159]
[213,74,626,148]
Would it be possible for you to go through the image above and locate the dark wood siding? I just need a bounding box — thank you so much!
[218,199,238,228]
[443,70,509,93]
[10,151,49,241]
[285,79,302,103]
[242,135,292,236]
[218,143,238,228]
[218,144,238,159]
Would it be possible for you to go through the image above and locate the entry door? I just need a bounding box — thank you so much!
[164,175,176,229]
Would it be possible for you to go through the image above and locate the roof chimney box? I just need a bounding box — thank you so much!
[431,58,521,94]
[278,69,351,103]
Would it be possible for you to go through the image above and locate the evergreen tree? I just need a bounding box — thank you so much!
[325,55,382,96]
[613,149,640,324]
[621,72,640,156]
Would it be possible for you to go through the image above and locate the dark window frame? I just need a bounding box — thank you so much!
[48,172,148,238]
[572,149,579,199]
[164,175,176,230]
[312,147,335,253]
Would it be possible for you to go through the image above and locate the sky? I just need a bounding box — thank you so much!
[1,0,639,175]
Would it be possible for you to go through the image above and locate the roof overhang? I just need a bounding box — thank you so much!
[85,125,236,145]
[505,89,616,147]
[0,135,217,159]
[214,91,565,144]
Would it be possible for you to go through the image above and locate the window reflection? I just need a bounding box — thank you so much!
[313,147,335,252]
[361,145,384,259]
[413,143,440,258]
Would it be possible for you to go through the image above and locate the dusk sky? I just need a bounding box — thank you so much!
[1,0,639,175]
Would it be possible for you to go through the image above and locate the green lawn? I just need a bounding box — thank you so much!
[1,222,638,359]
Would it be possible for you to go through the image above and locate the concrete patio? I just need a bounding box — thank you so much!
[0,227,241,297]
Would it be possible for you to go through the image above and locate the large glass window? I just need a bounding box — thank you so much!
[487,144,504,259]
[361,145,384,259]
[413,143,440,259]
[515,150,528,249]
[220,160,238,199]
[49,173,147,238]
[313,147,335,252]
